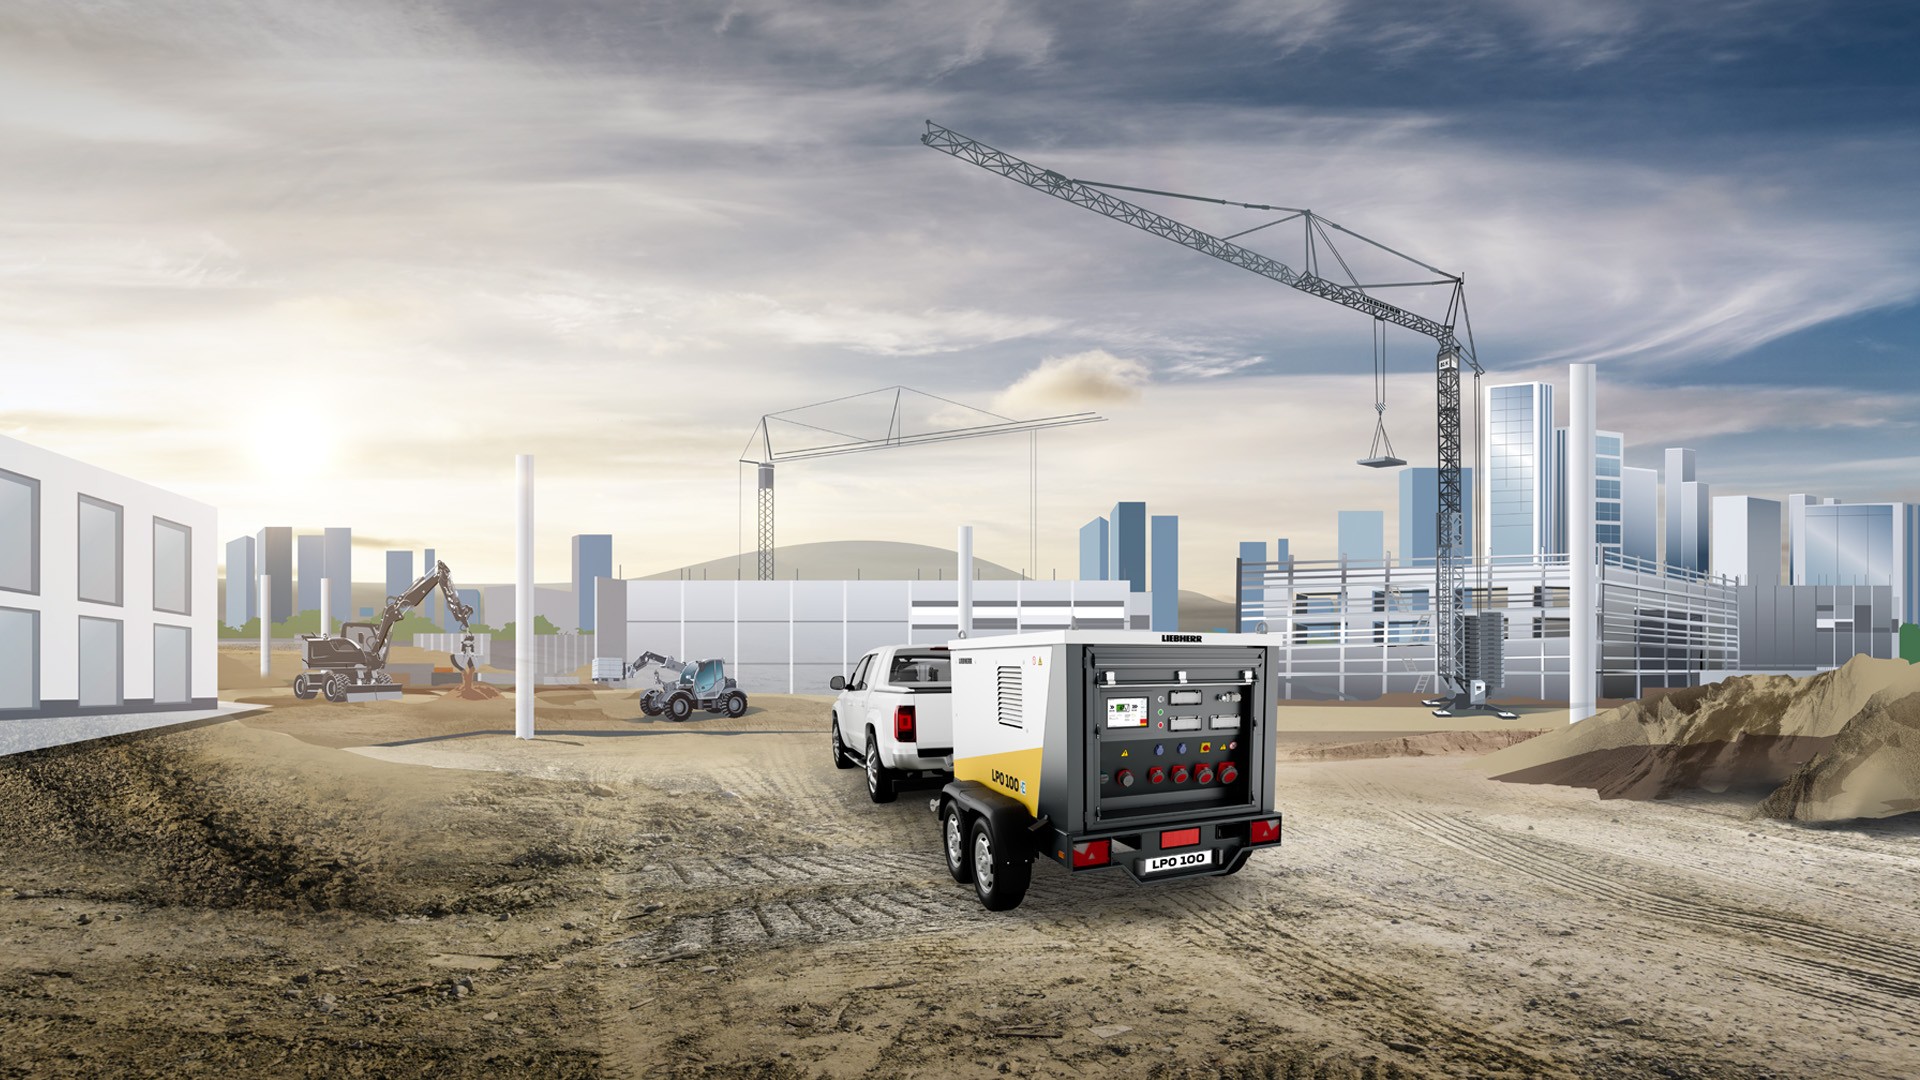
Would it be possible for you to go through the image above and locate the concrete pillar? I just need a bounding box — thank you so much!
[957,525,974,638]
[319,577,331,637]
[259,573,272,678]
[516,455,535,740]
[1570,363,1597,723]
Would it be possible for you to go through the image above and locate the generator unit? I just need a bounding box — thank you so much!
[933,631,1283,910]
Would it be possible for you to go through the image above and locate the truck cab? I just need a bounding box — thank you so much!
[830,646,955,803]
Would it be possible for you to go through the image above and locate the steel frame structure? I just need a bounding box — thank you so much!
[922,121,1485,703]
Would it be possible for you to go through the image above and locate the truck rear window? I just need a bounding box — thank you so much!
[888,654,951,687]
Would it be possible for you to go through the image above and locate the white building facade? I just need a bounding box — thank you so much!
[0,435,218,718]
[1710,496,1783,587]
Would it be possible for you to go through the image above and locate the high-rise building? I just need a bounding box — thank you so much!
[1593,431,1624,556]
[323,527,351,629]
[224,535,255,628]
[295,533,324,614]
[1150,515,1179,631]
[572,534,613,632]
[1786,494,1833,585]
[423,545,439,626]
[1801,502,1919,624]
[255,527,292,625]
[1237,541,1267,632]
[1079,517,1109,580]
[1710,496,1783,586]
[1663,449,1710,575]
[1109,502,1146,593]
[1398,467,1474,566]
[1273,538,1290,564]
[385,550,413,604]
[1620,466,1658,566]
[1484,382,1555,557]
[1337,509,1384,564]
[457,588,483,628]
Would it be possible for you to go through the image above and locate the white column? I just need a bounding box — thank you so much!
[957,525,974,638]
[259,573,272,678]
[1570,363,1597,723]
[319,577,331,637]
[516,454,535,740]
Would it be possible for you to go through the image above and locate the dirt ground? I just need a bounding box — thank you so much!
[4,679,1920,1078]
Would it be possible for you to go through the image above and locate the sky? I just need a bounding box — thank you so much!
[2,0,1916,597]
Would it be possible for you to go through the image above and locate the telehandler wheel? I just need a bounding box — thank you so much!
[723,691,748,718]
[292,676,318,701]
[864,727,898,804]
[969,816,1031,911]
[322,675,348,703]
[666,693,694,721]
[941,802,974,885]
[830,716,856,769]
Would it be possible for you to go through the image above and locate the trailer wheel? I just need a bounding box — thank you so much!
[322,675,348,703]
[941,802,973,885]
[666,693,693,721]
[830,716,856,769]
[723,691,748,718]
[292,676,317,701]
[969,816,1030,911]
[864,727,897,804]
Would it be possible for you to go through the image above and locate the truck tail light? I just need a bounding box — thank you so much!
[1071,840,1110,868]
[1160,828,1200,850]
[1250,818,1281,845]
[893,704,916,743]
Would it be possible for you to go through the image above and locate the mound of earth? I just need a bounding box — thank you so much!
[1293,729,1547,761]
[1480,656,1920,804]
[1759,691,1920,822]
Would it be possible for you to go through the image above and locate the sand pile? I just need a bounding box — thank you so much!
[1479,656,1920,820]
[1759,692,1920,821]
[1293,729,1547,761]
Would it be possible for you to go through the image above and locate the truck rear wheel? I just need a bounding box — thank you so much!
[941,802,973,884]
[969,816,1030,911]
[723,691,747,718]
[864,728,897,804]
[666,693,693,721]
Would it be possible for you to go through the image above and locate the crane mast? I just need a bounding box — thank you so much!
[920,121,1482,703]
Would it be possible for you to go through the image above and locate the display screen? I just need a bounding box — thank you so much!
[1169,689,1203,706]
[1106,697,1149,728]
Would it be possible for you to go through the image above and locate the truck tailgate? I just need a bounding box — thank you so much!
[908,690,953,753]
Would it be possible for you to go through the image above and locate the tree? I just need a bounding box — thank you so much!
[1902,623,1919,665]
[492,615,565,642]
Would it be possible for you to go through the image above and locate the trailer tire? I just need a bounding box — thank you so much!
[830,717,856,769]
[941,801,973,884]
[322,675,348,703]
[723,691,748,718]
[969,816,1030,911]
[666,693,693,721]
[864,727,897,804]
[292,676,317,701]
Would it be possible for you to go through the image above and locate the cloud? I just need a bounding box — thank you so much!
[994,351,1151,415]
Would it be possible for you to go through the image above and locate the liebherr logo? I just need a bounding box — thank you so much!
[991,769,1028,796]
[1161,634,1202,642]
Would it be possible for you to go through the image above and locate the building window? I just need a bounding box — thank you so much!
[1595,479,1621,500]
[78,495,123,606]
[78,615,122,709]
[0,469,37,595]
[1596,435,1622,456]
[154,624,191,705]
[1597,524,1622,545]
[154,518,191,615]
[0,606,36,710]
[1597,503,1622,522]
[1596,457,1621,477]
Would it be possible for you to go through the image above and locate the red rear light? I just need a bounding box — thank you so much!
[1160,828,1200,849]
[893,704,916,742]
[1250,818,1281,844]
[1071,840,1110,868]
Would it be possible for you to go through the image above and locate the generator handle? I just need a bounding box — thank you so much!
[1091,678,1255,690]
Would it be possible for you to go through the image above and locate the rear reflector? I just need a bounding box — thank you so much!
[893,704,916,742]
[1160,828,1200,850]
[1071,840,1110,868]
[1250,819,1281,844]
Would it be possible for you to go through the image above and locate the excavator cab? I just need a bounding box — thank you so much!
[691,659,726,698]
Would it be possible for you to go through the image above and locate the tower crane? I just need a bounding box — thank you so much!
[743,386,1104,581]
[920,121,1489,711]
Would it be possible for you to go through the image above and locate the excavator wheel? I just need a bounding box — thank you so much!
[724,691,748,718]
[293,675,318,701]
[322,675,348,703]
[666,692,694,722]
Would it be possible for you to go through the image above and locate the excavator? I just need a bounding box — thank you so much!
[626,650,748,720]
[295,560,477,703]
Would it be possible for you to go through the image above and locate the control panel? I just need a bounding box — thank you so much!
[1088,652,1258,820]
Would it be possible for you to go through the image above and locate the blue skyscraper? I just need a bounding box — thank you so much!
[1484,382,1555,557]
[1802,502,1918,624]
[1398,468,1474,566]
[1109,502,1146,592]
[1337,510,1384,564]
[1273,538,1290,564]
[225,535,255,628]
[1079,517,1109,580]
[385,550,413,603]
[323,527,351,629]
[1150,515,1179,630]
[296,533,325,614]
[1663,448,1710,575]
[572,533,613,631]
[255,526,292,625]
[423,545,439,626]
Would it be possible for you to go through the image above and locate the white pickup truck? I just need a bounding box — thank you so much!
[829,646,954,803]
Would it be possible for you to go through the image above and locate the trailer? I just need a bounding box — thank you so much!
[932,630,1283,910]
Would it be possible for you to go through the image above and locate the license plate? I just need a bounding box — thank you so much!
[1141,849,1215,875]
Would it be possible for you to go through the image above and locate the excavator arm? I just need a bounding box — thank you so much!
[624,650,683,682]
[364,560,474,669]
